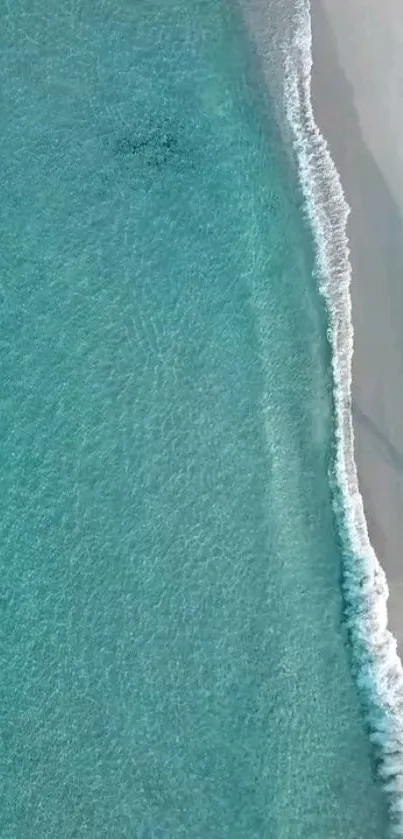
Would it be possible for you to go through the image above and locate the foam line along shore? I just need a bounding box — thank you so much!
[287,0,403,833]
[233,0,403,832]
[310,0,403,656]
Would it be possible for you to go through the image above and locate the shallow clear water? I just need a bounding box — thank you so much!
[1,1,388,836]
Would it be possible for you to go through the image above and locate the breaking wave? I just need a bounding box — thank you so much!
[283,0,403,833]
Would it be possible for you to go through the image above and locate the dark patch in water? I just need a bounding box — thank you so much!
[114,128,180,171]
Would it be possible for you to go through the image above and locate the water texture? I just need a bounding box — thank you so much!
[0,1,388,837]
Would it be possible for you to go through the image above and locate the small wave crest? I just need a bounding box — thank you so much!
[283,0,403,833]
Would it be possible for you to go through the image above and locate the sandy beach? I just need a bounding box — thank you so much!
[311,0,403,652]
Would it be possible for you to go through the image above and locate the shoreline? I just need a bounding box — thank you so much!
[310,0,403,658]
[276,0,403,828]
[234,0,403,827]
[307,0,403,829]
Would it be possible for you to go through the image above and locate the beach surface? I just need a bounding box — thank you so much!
[311,0,403,653]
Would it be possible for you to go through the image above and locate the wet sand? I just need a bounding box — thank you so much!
[311,0,403,653]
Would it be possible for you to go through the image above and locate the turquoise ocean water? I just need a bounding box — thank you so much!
[0,1,392,836]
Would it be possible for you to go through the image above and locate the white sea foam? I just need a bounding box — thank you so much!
[282,0,403,833]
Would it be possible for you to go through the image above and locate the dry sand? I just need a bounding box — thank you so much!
[310,0,403,651]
